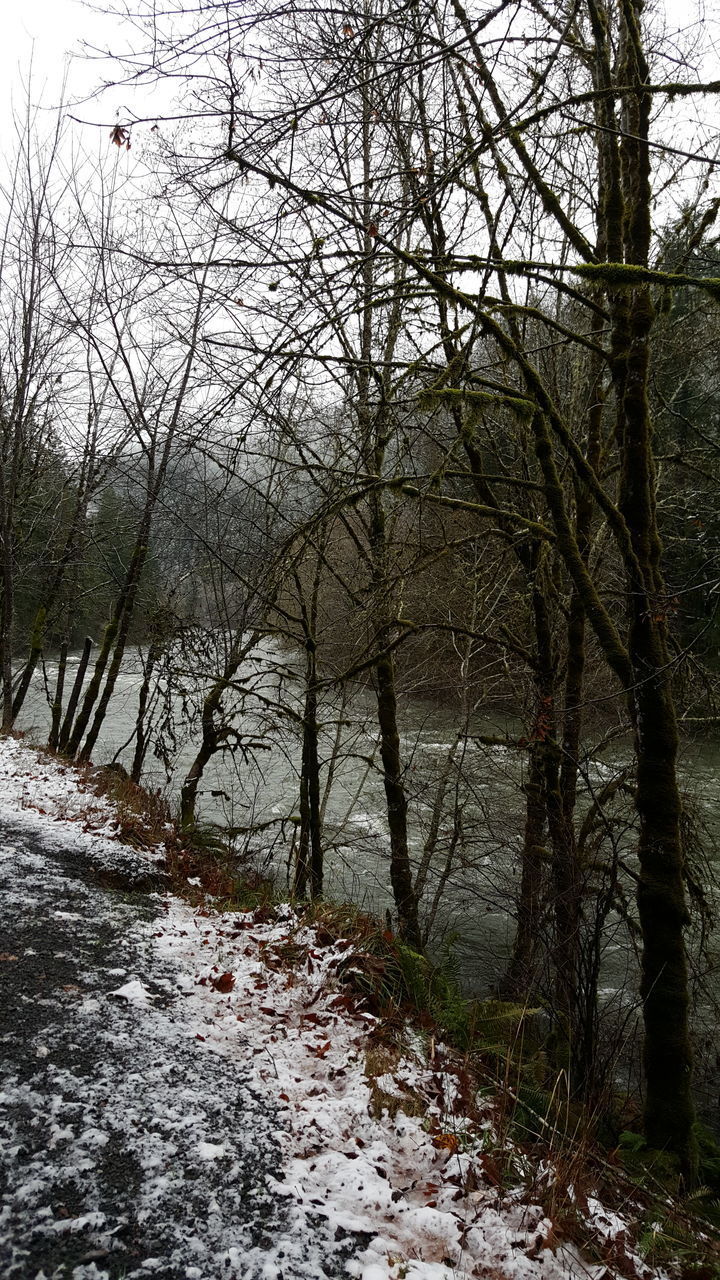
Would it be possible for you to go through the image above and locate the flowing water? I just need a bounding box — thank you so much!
[17,641,720,1016]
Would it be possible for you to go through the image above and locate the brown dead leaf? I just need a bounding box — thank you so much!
[328,994,355,1012]
[302,1012,329,1026]
[432,1133,459,1153]
[109,125,131,150]
[210,971,235,994]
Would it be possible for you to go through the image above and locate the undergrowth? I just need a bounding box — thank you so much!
[64,759,720,1277]
[281,899,720,1275]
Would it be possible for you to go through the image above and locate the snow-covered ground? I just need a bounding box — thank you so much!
[0,737,662,1279]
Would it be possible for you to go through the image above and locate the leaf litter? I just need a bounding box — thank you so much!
[0,737,667,1279]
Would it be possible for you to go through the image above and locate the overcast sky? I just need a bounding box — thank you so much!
[0,0,152,152]
[2,0,712,99]
[0,0,715,158]
[4,1,110,109]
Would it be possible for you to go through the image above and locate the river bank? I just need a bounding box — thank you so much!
[2,734,714,1279]
[15,644,720,1013]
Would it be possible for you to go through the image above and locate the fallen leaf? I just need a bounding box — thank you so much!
[210,971,235,993]
[432,1133,460,1153]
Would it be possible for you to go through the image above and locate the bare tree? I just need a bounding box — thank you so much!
[86,0,720,1171]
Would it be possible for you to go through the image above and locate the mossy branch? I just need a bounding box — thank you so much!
[573,262,720,302]
[418,386,535,421]
[394,483,554,540]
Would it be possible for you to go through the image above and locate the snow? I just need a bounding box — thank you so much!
[196,1141,227,1161]
[109,978,158,1003]
[0,737,166,884]
[0,737,666,1279]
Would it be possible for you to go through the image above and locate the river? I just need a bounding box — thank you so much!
[16,641,720,1037]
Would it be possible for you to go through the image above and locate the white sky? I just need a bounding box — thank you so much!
[0,0,146,141]
[0,0,715,168]
[3,1,104,103]
[1,0,712,104]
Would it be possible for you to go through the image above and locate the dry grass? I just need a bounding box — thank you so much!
[89,765,172,849]
[364,1042,426,1121]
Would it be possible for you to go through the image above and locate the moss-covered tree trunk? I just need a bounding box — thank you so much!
[611,270,694,1165]
[499,743,547,998]
[416,151,589,1017]
[12,466,97,726]
[0,499,15,732]
[355,52,422,950]
[56,637,93,754]
[559,327,606,1096]
[375,646,422,949]
[130,637,162,783]
[612,257,695,1172]
[610,0,695,1174]
[65,524,151,761]
[67,427,175,764]
[292,554,324,900]
[295,663,322,900]
[180,725,219,830]
[48,642,68,752]
[77,538,151,765]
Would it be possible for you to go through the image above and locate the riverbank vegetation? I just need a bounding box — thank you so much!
[2,0,720,1185]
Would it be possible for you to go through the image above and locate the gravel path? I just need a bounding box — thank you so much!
[0,740,663,1280]
[0,818,366,1279]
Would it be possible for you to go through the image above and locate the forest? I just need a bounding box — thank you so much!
[2,0,720,1183]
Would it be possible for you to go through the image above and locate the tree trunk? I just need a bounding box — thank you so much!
[612,273,695,1169]
[130,638,161,783]
[180,633,260,828]
[12,606,46,724]
[180,681,225,829]
[559,351,605,1095]
[57,637,93,754]
[295,648,322,900]
[12,477,96,726]
[181,734,218,829]
[77,539,151,763]
[48,642,68,752]
[499,744,547,999]
[609,0,695,1172]
[375,649,422,949]
[0,525,14,732]
[295,686,320,897]
[633,664,692,1161]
